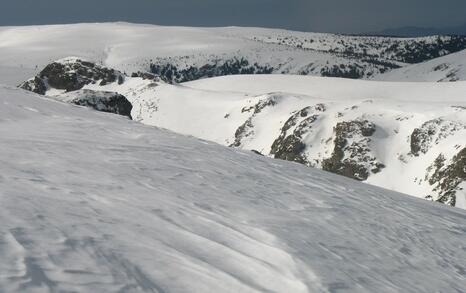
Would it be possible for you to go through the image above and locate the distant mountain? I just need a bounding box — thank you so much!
[369,23,466,37]
[2,23,466,87]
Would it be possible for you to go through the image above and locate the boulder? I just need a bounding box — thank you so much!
[57,89,132,119]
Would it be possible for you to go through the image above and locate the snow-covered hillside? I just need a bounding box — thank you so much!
[1,85,466,292]
[18,58,466,208]
[119,75,466,208]
[2,22,466,86]
[374,49,466,82]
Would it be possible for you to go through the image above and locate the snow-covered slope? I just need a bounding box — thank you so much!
[77,71,466,208]
[1,85,466,292]
[2,22,466,86]
[18,59,466,208]
[374,49,466,82]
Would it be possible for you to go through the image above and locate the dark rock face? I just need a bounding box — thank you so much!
[231,96,280,148]
[18,76,47,95]
[43,60,124,91]
[410,119,465,156]
[427,148,466,206]
[410,119,441,156]
[18,60,135,119]
[63,90,132,119]
[19,59,124,94]
[411,128,433,157]
[322,120,384,181]
[231,119,254,148]
[271,105,325,165]
[271,135,308,164]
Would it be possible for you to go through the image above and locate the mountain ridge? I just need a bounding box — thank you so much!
[368,23,466,37]
[2,22,466,86]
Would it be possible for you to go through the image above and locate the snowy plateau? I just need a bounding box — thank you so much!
[0,22,466,292]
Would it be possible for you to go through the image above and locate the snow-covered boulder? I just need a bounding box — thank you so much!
[54,89,132,119]
[18,59,133,118]
[19,58,125,94]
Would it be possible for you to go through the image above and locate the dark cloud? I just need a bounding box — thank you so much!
[1,0,465,33]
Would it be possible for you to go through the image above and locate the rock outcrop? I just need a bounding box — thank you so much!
[231,95,280,148]
[426,148,466,206]
[56,90,133,119]
[19,58,124,94]
[322,120,385,181]
[410,119,465,156]
[271,104,325,165]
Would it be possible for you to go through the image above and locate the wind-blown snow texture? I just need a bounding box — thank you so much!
[1,86,466,292]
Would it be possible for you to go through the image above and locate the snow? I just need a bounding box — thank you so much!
[1,22,464,88]
[0,66,37,87]
[0,22,333,82]
[180,74,466,103]
[1,21,466,292]
[457,182,466,209]
[80,73,466,205]
[1,85,466,292]
[374,49,466,82]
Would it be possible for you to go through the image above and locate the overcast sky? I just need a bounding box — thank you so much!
[1,0,465,33]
